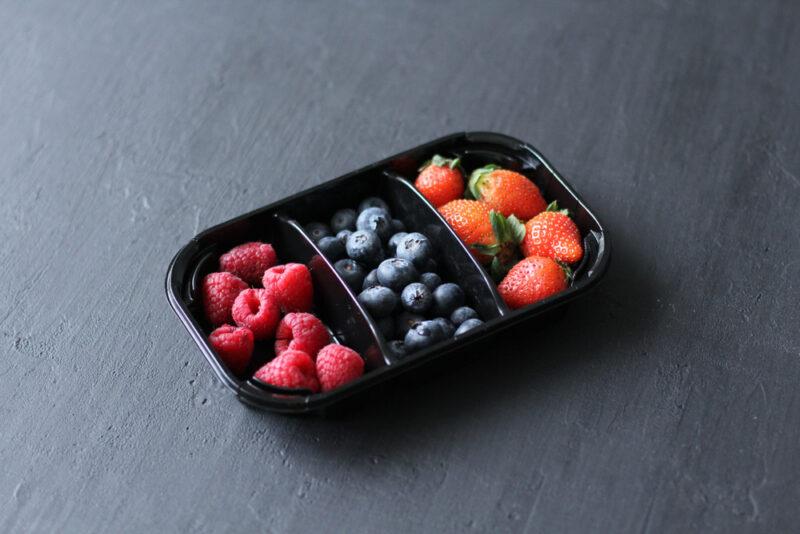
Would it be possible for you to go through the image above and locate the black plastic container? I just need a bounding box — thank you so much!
[165,132,610,414]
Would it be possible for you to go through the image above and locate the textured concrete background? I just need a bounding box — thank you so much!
[1,1,799,532]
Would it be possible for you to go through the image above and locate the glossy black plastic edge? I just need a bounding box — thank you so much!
[165,131,611,414]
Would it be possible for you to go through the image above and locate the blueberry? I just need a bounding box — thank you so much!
[400,282,433,314]
[422,258,438,273]
[358,197,390,215]
[430,317,455,339]
[357,286,397,318]
[336,229,353,243]
[404,321,442,352]
[396,232,433,269]
[356,207,392,241]
[455,318,484,336]
[419,272,442,291]
[333,258,366,292]
[387,340,407,359]
[450,306,479,326]
[376,316,394,339]
[391,219,406,233]
[395,311,425,339]
[317,236,346,261]
[305,222,331,242]
[376,258,418,292]
[387,232,408,255]
[330,208,357,233]
[362,269,380,290]
[432,283,465,316]
[346,230,384,266]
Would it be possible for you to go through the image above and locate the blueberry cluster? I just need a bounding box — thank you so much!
[305,196,484,358]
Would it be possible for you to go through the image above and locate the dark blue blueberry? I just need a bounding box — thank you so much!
[387,232,408,255]
[336,229,353,243]
[391,219,406,233]
[419,272,442,291]
[430,317,455,339]
[333,258,366,292]
[346,230,384,266]
[362,268,380,290]
[422,258,438,273]
[432,283,465,317]
[396,232,433,269]
[450,306,479,326]
[317,236,346,261]
[358,197,391,215]
[305,222,331,242]
[404,320,442,352]
[356,207,392,242]
[395,311,425,339]
[330,208,357,233]
[400,282,433,314]
[455,318,484,336]
[376,258,418,292]
[376,316,394,339]
[357,286,397,318]
[387,340,407,359]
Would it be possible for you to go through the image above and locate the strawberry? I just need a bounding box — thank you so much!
[497,256,569,309]
[468,165,547,220]
[438,199,525,279]
[414,155,464,208]
[521,201,583,264]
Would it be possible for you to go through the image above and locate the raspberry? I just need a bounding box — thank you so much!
[231,288,280,340]
[262,263,313,313]
[315,344,365,392]
[208,325,254,375]
[254,350,319,392]
[202,272,248,327]
[274,313,331,360]
[219,242,277,285]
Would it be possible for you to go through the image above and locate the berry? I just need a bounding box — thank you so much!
[430,317,455,339]
[387,232,408,254]
[357,286,397,318]
[362,269,380,290]
[387,340,407,359]
[231,288,280,340]
[208,325,254,375]
[497,256,569,309]
[358,197,390,215]
[316,344,365,392]
[346,230,384,265]
[219,242,278,285]
[432,283,465,317]
[202,272,248,326]
[391,219,406,233]
[395,232,432,269]
[520,202,583,264]
[420,272,442,291]
[414,154,464,207]
[468,165,547,220]
[317,236,346,261]
[333,258,366,292]
[455,318,484,336]
[400,282,433,314]
[305,222,331,242]
[404,321,442,352]
[356,207,392,241]
[262,263,313,313]
[376,258,419,292]
[274,312,331,360]
[330,208,357,233]
[376,316,394,339]
[254,350,319,392]
[450,306,478,326]
[336,229,353,243]
[422,258,438,273]
[395,311,425,339]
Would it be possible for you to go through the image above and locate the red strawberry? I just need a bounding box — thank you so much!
[414,155,464,208]
[497,256,569,309]
[521,202,583,264]
[254,350,319,392]
[219,242,277,285]
[315,344,364,392]
[231,288,280,340]
[274,312,331,360]
[208,325,254,375]
[262,263,313,313]
[202,272,248,327]
[468,165,547,220]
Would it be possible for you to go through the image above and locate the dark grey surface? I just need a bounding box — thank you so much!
[1,1,798,532]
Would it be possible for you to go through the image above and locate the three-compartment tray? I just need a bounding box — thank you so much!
[165,132,610,414]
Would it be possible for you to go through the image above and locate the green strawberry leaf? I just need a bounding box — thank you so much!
[490,257,512,282]
[506,214,525,244]
[472,243,501,255]
[556,260,574,283]
[467,164,500,199]
[449,157,461,170]
[489,210,509,243]
[546,200,571,217]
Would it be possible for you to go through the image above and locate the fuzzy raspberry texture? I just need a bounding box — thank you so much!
[262,263,313,313]
[208,325,254,375]
[231,288,280,340]
[202,272,249,327]
[274,312,331,360]
[219,242,277,285]
[254,350,319,392]
[315,344,364,392]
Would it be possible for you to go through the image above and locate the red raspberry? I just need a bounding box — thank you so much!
[219,242,277,285]
[231,288,280,340]
[202,272,248,326]
[208,325,253,375]
[315,344,364,392]
[262,263,313,313]
[254,350,319,392]
[274,312,331,360]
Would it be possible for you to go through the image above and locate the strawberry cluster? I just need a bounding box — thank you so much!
[202,242,364,393]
